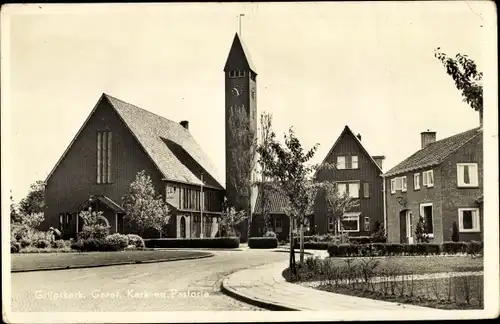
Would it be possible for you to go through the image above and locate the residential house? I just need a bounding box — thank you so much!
[384,127,483,244]
[43,93,225,239]
[314,126,385,237]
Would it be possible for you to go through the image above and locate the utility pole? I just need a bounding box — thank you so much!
[200,173,204,238]
[238,14,245,36]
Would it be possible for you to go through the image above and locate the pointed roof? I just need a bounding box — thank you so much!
[45,93,224,190]
[253,182,314,216]
[319,125,383,174]
[223,33,257,74]
[384,127,482,177]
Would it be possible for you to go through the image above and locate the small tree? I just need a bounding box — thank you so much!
[218,197,247,237]
[227,105,257,241]
[18,180,45,216]
[415,215,430,243]
[122,170,171,238]
[434,49,483,125]
[10,192,20,223]
[451,221,460,242]
[78,208,110,240]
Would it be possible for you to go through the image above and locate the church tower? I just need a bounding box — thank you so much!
[224,33,258,237]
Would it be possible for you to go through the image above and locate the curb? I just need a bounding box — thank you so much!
[273,249,314,255]
[11,252,214,273]
[220,276,299,311]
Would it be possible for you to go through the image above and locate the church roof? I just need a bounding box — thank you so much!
[223,33,257,74]
[45,93,224,190]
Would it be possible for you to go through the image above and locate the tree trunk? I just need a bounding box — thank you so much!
[299,222,304,263]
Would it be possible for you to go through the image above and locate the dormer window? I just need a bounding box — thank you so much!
[228,70,246,78]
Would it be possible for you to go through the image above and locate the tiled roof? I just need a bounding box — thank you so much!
[253,183,314,215]
[384,127,482,177]
[105,94,224,189]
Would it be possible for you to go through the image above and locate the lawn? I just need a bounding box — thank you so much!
[313,274,484,310]
[283,255,484,310]
[11,250,213,272]
[285,255,483,282]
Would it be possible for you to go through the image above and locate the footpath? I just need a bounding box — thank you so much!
[221,255,447,311]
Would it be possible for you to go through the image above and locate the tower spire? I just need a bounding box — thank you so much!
[238,14,245,36]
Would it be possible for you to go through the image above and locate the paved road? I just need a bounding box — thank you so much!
[10,250,290,312]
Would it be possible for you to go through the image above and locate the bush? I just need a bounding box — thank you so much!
[451,222,460,242]
[11,239,21,253]
[349,236,371,245]
[248,237,278,249]
[469,240,483,254]
[104,233,129,251]
[126,234,145,248]
[11,224,31,241]
[36,239,51,249]
[263,231,277,238]
[442,241,466,254]
[78,224,109,240]
[51,239,70,249]
[144,237,240,249]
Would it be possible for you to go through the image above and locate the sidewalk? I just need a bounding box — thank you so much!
[221,260,443,311]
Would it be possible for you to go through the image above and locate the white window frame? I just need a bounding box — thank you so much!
[458,208,480,233]
[351,155,359,169]
[414,173,421,190]
[348,182,360,198]
[423,170,434,188]
[328,216,335,232]
[337,156,346,169]
[457,163,479,188]
[419,202,434,238]
[390,179,396,194]
[338,214,360,233]
[401,176,407,192]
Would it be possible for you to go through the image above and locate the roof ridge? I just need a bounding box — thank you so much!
[104,93,182,128]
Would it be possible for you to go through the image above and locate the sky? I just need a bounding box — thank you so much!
[2,2,496,202]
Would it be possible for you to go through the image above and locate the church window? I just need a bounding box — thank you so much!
[97,131,112,184]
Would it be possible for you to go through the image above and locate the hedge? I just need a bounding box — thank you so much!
[327,241,483,257]
[293,241,329,250]
[248,237,278,249]
[144,237,240,249]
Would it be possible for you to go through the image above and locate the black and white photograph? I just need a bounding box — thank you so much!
[1,2,498,323]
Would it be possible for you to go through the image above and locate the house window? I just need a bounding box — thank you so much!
[391,177,405,193]
[59,213,64,230]
[348,183,360,198]
[229,71,237,78]
[97,131,112,184]
[422,170,434,188]
[351,156,359,169]
[328,216,335,232]
[457,163,479,187]
[419,203,434,237]
[229,70,245,78]
[337,183,347,196]
[414,173,421,190]
[337,156,346,169]
[458,208,480,232]
[363,182,370,198]
[338,213,360,232]
[364,216,370,232]
[402,176,407,192]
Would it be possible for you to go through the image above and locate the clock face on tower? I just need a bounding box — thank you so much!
[231,84,244,97]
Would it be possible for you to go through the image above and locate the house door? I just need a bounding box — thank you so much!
[399,211,407,244]
[180,216,186,238]
[406,210,414,244]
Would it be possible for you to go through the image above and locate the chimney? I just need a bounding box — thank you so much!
[372,155,385,170]
[180,120,189,130]
[420,130,436,149]
[356,133,362,141]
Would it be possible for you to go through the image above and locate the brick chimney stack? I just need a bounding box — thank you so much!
[421,130,436,149]
[180,120,189,130]
[356,133,362,141]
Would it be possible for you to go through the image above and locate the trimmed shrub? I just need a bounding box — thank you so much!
[294,241,329,250]
[11,239,21,253]
[36,239,51,249]
[263,231,277,238]
[451,222,460,242]
[248,237,278,249]
[104,234,129,251]
[349,236,371,245]
[78,224,110,240]
[469,240,483,254]
[371,243,387,256]
[126,234,145,248]
[442,241,466,254]
[144,237,240,249]
[51,239,70,249]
